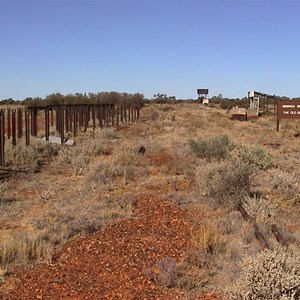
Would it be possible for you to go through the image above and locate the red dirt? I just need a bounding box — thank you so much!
[0,185,220,299]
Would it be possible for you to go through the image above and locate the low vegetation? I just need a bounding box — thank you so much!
[1,102,299,299]
[189,135,232,161]
[227,245,300,300]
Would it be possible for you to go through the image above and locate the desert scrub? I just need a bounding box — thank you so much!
[59,131,115,175]
[113,142,148,167]
[0,267,6,283]
[31,139,59,157]
[146,227,225,294]
[227,245,300,300]
[149,110,159,121]
[0,195,134,267]
[144,256,209,292]
[189,135,233,161]
[189,226,225,256]
[4,141,38,166]
[230,145,273,171]
[86,162,123,186]
[270,170,300,208]
[242,195,278,227]
[0,182,15,204]
[79,137,110,157]
[196,162,252,207]
[4,139,58,167]
[0,230,53,266]
[160,105,175,112]
[58,146,90,175]
[112,142,149,183]
[33,195,133,240]
[100,127,120,140]
[57,135,109,176]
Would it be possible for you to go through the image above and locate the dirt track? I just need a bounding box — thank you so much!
[1,185,208,299]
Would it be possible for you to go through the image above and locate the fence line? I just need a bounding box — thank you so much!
[0,103,140,167]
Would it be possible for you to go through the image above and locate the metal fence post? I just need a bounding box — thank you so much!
[17,108,23,139]
[45,107,50,142]
[12,110,16,146]
[0,109,5,166]
[7,108,11,139]
[25,110,30,146]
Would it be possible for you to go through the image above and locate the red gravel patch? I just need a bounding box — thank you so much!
[1,189,196,299]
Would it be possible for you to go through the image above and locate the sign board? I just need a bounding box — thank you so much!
[197,89,209,95]
[277,100,300,131]
[277,100,300,119]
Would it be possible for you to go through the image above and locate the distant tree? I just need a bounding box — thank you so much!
[23,97,44,107]
[46,93,65,105]
[152,93,175,103]
[0,98,20,105]
[16,91,146,107]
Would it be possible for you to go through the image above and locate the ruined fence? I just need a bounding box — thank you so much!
[0,103,140,167]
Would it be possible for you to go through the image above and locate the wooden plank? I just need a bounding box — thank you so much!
[271,224,287,247]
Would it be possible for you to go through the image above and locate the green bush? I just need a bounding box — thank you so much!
[189,135,232,161]
[204,162,252,207]
[231,145,273,170]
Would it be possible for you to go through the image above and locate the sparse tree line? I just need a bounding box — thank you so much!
[0,92,144,107]
[2,91,299,111]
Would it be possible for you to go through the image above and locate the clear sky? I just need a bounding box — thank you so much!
[1,0,300,100]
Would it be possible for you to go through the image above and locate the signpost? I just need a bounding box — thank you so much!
[197,89,209,104]
[277,100,300,131]
[197,89,209,95]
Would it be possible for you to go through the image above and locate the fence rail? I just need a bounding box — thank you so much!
[0,103,140,167]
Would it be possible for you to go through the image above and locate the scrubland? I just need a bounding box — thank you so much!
[0,102,299,299]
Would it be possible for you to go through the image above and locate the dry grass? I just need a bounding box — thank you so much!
[0,194,133,267]
[4,139,58,167]
[1,102,299,298]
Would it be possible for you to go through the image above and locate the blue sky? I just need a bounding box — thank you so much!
[1,0,300,100]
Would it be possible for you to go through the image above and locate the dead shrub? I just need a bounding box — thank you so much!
[112,142,149,182]
[4,142,38,167]
[270,169,300,208]
[226,245,300,300]
[143,226,224,294]
[242,195,277,229]
[160,105,175,112]
[146,257,177,288]
[100,128,120,140]
[0,182,15,204]
[144,256,209,292]
[0,230,53,266]
[87,162,122,186]
[4,139,58,167]
[149,110,159,121]
[57,134,112,175]
[189,226,225,255]
[175,263,209,291]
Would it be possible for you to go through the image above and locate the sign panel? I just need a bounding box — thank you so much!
[277,100,300,119]
[197,89,209,95]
